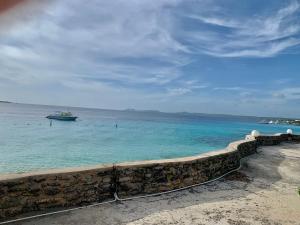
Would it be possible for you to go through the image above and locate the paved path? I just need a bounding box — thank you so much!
[13,143,300,225]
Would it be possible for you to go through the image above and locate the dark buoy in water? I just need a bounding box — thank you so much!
[50,120,53,127]
[115,123,118,128]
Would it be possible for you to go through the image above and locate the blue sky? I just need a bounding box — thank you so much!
[0,0,300,117]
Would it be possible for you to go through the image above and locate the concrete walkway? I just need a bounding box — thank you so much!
[13,143,300,225]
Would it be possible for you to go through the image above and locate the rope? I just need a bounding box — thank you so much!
[0,199,116,225]
[115,162,242,201]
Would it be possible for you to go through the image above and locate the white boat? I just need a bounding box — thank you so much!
[46,111,78,121]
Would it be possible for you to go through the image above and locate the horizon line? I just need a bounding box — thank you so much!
[1,99,298,120]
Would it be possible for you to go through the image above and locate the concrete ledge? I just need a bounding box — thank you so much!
[0,133,299,219]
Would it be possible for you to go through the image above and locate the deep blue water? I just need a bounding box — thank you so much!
[0,103,299,174]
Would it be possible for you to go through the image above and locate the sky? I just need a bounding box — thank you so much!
[0,0,300,117]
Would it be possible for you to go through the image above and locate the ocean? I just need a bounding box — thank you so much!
[0,102,299,174]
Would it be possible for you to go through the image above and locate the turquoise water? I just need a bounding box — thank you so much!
[1,103,299,174]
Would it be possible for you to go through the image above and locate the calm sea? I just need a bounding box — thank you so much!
[0,103,299,174]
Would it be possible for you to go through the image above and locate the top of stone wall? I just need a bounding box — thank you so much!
[0,163,114,182]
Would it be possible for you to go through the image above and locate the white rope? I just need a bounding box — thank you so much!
[0,199,116,225]
[115,162,243,201]
[1,160,244,224]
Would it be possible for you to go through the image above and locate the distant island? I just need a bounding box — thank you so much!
[0,101,12,103]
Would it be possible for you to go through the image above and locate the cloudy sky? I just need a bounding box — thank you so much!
[0,0,300,117]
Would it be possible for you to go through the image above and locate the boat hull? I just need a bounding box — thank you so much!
[46,116,77,121]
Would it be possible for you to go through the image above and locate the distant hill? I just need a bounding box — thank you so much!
[0,101,12,103]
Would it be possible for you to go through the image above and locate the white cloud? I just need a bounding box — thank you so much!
[167,87,191,96]
[187,15,240,29]
[213,87,244,91]
[183,0,300,57]
[0,0,188,89]
[272,87,300,100]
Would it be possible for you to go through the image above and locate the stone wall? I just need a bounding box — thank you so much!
[1,134,299,220]
[0,165,114,219]
[116,151,240,197]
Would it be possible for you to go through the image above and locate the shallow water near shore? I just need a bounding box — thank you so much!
[1,103,299,174]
